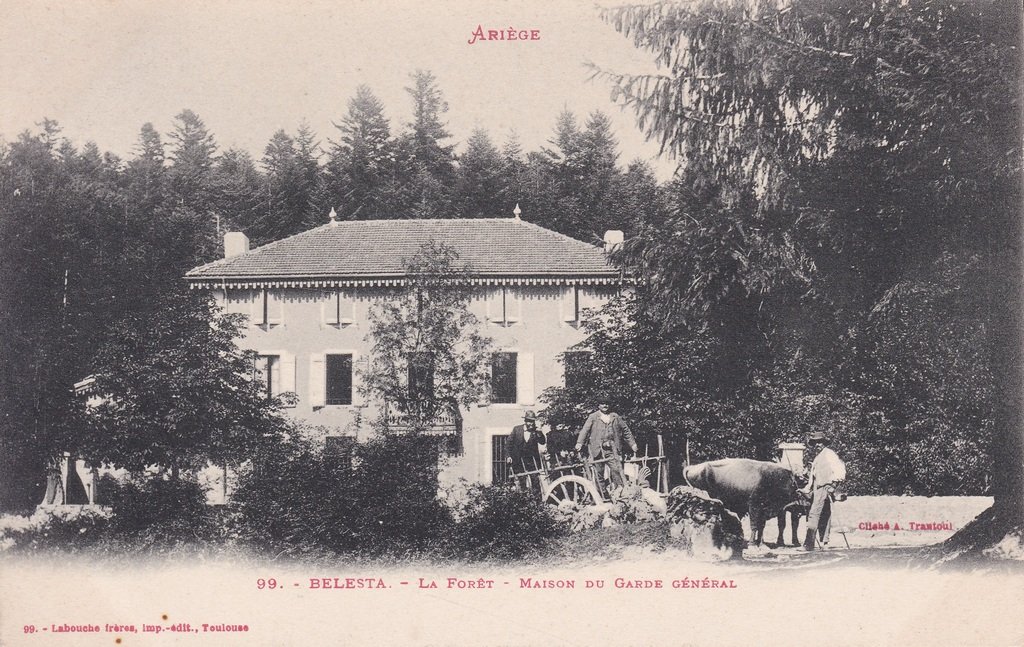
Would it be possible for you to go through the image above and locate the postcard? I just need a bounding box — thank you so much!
[1,1,1022,646]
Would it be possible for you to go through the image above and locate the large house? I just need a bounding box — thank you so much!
[185,211,625,488]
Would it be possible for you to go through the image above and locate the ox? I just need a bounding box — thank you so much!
[683,458,801,546]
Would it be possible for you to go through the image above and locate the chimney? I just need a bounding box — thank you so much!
[603,230,624,253]
[224,231,249,258]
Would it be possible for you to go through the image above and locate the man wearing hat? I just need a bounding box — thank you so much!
[507,410,544,491]
[801,430,846,551]
[575,396,638,498]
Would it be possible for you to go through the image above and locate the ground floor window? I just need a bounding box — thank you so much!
[491,434,510,485]
[255,354,280,398]
[490,352,517,404]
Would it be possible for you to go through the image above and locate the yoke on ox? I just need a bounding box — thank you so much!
[683,458,800,546]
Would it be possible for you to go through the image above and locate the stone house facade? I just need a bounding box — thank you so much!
[185,214,624,488]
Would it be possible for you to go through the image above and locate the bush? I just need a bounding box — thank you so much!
[231,434,357,555]
[348,433,455,555]
[231,431,456,558]
[0,507,111,554]
[445,484,566,561]
[104,475,220,550]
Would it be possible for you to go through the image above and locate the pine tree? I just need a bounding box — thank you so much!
[322,85,394,220]
[124,123,166,221]
[454,129,503,217]
[167,109,218,212]
[398,71,456,217]
[214,148,264,241]
[294,121,323,225]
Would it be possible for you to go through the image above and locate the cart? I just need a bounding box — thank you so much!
[509,433,670,506]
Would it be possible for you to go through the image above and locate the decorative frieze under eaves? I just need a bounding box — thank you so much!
[187,275,628,290]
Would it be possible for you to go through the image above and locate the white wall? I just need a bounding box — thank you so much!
[216,283,616,485]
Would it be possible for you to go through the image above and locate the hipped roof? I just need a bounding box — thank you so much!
[185,218,622,288]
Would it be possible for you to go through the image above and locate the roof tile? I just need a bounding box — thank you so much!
[186,218,618,280]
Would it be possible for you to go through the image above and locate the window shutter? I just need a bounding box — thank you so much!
[560,286,578,322]
[578,288,603,320]
[504,288,521,323]
[267,291,283,325]
[352,355,366,407]
[323,291,340,325]
[251,289,267,326]
[309,354,326,407]
[270,356,283,397]
[339,292,355,324]
[485,288,503,323]
[477,360,492,406]
[213,289,226,311]
[517,352,535,405]
[279,353,296,406]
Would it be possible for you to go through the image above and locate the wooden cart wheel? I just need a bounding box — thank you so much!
[544,475,601,507]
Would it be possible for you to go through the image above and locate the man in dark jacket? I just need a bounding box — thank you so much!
[507,410,544,491]
[575,397,637,497]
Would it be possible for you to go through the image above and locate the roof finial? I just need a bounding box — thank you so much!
[329,207,338,227]
[513,203,522,220]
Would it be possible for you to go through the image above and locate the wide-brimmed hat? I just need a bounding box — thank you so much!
[807,430,828,443]
[523,410,537,421]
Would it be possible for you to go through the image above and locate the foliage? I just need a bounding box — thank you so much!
[229,432,353,555]
[0,507,112,554]
[563,0,1020,499]
[103,475,221,547]
[231,431,455,557]
[444,484,566,561]
[82,295,292,475]
[360,242,493,430]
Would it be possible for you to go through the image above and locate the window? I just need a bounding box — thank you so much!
[490,352,517,404]
[253,352,295,405]
[486,287,521,325]
[255,355,280,398]
[323,290,355,326]
[407,351,435,401]
[325,354,353,405]
[251,289,283,326]
[563,351,592,390]
[491,434,510,485]
[562,286,605,324]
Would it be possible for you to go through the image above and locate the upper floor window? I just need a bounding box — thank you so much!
[323,290,355,326]
[487,351,534,406]
[251,289,283,327]
[486,287,521,325]
[407,351,435,401]
[325,353,353,405]
[561,286,605,325]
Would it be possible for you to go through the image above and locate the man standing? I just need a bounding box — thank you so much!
[507,410,544,490]
[802,430,846,551]
[575,397,638,497]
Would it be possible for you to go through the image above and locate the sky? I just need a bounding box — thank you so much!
[0,0,678,182]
